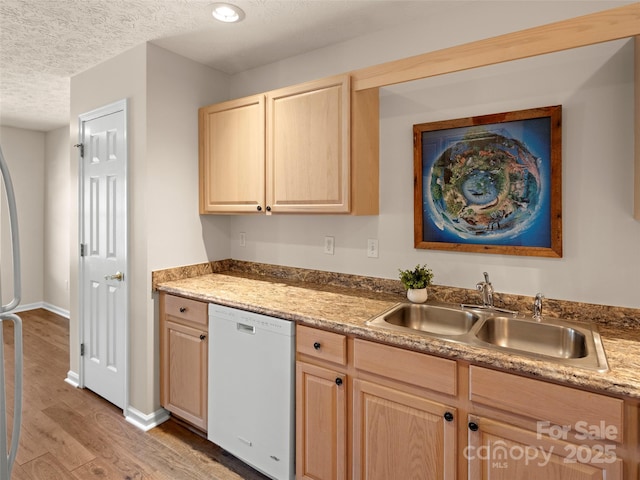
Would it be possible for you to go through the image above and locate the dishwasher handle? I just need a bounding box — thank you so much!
[237,322,255,334]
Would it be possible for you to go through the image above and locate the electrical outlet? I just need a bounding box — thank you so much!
[239,232,246,247]
[324,236,335,255]
[367,239,379,258]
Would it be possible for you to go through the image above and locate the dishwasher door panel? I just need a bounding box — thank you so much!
[208,305,294,480]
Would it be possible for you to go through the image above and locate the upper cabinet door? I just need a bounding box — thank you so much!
[266,75,351,213]
[199,94,265,214]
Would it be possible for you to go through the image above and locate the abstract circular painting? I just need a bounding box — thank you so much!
[414,106,562,257]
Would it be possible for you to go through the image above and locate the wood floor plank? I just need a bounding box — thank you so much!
[9,463,34,480]
[88,409,237,480]
[148,420,266,480]
[71,457,148,480]
[20,409,96,471]
[14,412,51,466]
[20,453,77,480]
[42,401,160,480]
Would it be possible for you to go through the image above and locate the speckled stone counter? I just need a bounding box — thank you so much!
[155,260,640,400]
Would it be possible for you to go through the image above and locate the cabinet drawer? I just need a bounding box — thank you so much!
[163,294,207,327]
[353,339,457,396]
[469,366,624,441]
[297,325,347,366]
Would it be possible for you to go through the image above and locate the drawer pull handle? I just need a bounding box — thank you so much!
[179,307,187,313]
[444,412,454,422]
[335,377,343,386]
[200,334,206,341]
[313,342,321,350]
[468,422,479,432]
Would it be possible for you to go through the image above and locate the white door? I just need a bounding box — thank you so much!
[78,100,128,410]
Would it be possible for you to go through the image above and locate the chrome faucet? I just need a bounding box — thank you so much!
[476,272,494,308]
[461,271,517,315]
[533,293,544,321]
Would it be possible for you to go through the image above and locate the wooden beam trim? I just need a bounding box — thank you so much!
[352,3,640,91]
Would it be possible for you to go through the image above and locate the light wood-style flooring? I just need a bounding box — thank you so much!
[2,308,269,480]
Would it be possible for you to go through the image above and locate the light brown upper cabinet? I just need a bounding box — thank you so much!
[199,94,265,213]
[267,75,350,213]
[199,74,379,215]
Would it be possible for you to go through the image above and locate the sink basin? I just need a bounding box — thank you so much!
[367,303,480,336]
[474,316,587,359]
[366,302,608,372]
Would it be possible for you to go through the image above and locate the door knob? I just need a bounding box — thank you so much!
[104,271,124,281]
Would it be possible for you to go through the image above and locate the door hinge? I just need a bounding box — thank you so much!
[80,243,86,257]
[80,343,85,356]
[74,143,84,158]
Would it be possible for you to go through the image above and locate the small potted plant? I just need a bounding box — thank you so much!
[398,264,434,303]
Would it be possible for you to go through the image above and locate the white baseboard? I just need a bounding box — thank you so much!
[12,301,44,313]
[65,370,80,388]
[63,377,170,432]
[11,301,70,319]
[125,406,170,432]
[43,303,70,319]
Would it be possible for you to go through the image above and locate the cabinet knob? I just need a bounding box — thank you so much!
[200,334,206,341]
[444,412,454,422]
[257,205,262,212]
[335,377,343,386]
[313,342,321,350]
[266,205,272,212]
[468,422,479,432]
[179,307,187,313]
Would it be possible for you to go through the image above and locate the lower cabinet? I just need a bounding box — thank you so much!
[469,365,624,479]
[159,293,208,431]
[295,324,635,480]
[296,361,347,480]
[353,379,456,480]
[467,414,622,479]
[352,337,457,480]
[296,324,349,480]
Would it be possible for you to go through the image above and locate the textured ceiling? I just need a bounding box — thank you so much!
[0,0,456,132]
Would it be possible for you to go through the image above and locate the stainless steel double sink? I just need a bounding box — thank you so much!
[366,302,609,371]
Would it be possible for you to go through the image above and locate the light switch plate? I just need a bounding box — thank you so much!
[367,239,379,258]
[324,236,335,255]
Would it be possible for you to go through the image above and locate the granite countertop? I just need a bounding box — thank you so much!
[156,270,640,400]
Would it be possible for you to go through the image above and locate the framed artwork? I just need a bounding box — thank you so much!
[413,105,562,257]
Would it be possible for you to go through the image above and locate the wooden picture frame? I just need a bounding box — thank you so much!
[413,105,562,257]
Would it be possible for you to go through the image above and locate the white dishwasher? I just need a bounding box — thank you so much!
[208,303,295,480]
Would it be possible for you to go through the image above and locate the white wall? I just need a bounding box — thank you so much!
[44,126,70,313]
[0,125,69,315]
[224,2,640,309]
[146,43,231,273]
[71,43,230,416]
[0,126,45,308]
[70,44,149,411]
[145,43,230,410]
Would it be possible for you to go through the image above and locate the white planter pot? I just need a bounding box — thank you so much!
[406,288,428,303]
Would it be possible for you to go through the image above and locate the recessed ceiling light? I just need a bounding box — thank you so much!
[211,3,245,23]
